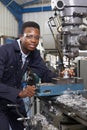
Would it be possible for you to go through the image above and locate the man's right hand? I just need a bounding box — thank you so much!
[18,85,36,98]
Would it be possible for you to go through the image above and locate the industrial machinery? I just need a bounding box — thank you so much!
[31,0,87,130]
[15,1,87,130]
[36,77,84,96]
[49,0,87,69]
[31,76,87,130]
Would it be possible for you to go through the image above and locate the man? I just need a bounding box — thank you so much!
[0,21,58,130]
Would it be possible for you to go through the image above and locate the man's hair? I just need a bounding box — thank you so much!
[21,21,40,34]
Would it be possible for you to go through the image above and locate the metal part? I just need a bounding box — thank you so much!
[28,113,58,130]
[36,77,84,96]
[50,0,87,67]
[39,92,87,129]
[55,93,87,126]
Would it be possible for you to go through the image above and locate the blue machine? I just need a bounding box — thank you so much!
[36,77,84,96]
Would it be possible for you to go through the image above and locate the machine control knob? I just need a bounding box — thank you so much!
[68,112,76,117]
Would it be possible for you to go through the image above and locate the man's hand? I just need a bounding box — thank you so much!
[18,85,36,98]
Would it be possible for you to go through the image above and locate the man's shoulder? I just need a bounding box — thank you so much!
[0,40,19,51]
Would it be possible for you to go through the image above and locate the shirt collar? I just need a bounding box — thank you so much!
[17,39,29,58]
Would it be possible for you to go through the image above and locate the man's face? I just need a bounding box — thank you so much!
[20,27,40,54]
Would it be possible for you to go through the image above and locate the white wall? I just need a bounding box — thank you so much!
[23,11,56,49]
[0,2,18,37]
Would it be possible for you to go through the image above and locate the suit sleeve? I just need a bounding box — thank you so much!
[0,46,21,103]
[30,50,58,83]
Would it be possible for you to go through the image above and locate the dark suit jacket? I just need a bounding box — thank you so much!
[0,40,57,107]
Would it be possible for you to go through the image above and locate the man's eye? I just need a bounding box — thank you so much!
[26,35,32,39]
[35,36,40,40]
[26,35,40,40]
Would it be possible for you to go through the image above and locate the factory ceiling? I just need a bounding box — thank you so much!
[13,0,50,7]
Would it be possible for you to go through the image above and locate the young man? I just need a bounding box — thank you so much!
[0,21,57,130]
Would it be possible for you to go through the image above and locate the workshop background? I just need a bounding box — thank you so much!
[0,0,87,130]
